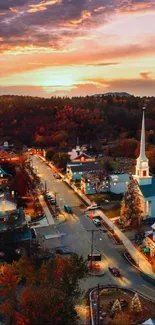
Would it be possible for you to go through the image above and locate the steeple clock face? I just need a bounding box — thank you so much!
[142,162,147,167]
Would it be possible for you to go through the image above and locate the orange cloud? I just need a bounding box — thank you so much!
[28,0,61,13]
[94,6,105,13]
[118,0,155,14]
[9,7,18,13]
[140,72,152,79]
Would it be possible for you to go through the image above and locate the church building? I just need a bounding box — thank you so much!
[133,108,155,218]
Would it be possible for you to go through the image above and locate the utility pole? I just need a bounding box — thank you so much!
[87,229,100,270]
[54,192,57,217]
[45,181,47,193]
[97,283,100,325]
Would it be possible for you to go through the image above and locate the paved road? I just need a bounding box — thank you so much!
[31,155,155,300]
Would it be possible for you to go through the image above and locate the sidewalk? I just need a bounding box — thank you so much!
[94,210,153,276]
[38,194,55,225]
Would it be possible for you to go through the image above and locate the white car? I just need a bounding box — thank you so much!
[85,204,100,211]
[92,218,101,226]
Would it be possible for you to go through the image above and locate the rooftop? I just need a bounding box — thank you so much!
[0,227,35,243]
[109,173,129,182]
[70,162,102,173]
[139,177,155,198]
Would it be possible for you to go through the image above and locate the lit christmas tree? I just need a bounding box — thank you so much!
[111,299,122,315]
[130,293,142,313]
[120,178,142,227]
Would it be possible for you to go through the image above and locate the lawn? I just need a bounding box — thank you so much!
[102,206,120,219]
[88,192,123,205]
[92,288,155,325]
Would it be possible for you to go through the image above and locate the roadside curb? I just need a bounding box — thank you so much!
[89,272,105,277]
[123,251,139,270]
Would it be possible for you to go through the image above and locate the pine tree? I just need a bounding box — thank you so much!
[111,299,121,315]
[130,293,142,313]
[120,178,142,227]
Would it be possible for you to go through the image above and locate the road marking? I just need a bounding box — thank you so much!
[141,284,155,294]
[101,252,111,262]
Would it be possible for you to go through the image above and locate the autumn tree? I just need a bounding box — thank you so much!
[53,152,70,169]
[0,263,19,325]
[45,147,55,161]
[10,169,29,196]
[120,178,142,227]
[0,254,88,325]
[103,159,116,173]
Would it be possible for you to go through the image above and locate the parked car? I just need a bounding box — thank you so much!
[64,205,72,213]
[108,265,121,277]
[53,173,61,179]
[85,204,100,211]
[49,198,56,205]
[55,247,73,255]
[92,218,101,227]
[45,193,53,200]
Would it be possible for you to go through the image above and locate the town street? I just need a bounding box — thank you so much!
[31,155,155,300]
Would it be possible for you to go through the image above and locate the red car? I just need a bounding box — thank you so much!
[109,265,121,277]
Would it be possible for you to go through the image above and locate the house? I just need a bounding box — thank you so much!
[81,173,109,195]
[0,166,12,184]
[144,223,155,258]
[68,140,95,162]
[72,152,95,162]
[66,162,102,181]
[109,173,130,194]
[133,108,155,218]
[0,151,19,163]
[0,206,26,233]
[81,172,129,195]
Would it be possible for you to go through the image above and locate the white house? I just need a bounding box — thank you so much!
[143,223,155,258]
[133,108,155,218]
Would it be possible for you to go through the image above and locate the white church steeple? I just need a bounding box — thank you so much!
[133,107,152,185]
[139,107,147,161]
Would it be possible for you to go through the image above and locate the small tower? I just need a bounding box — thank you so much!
[133,107,152,185]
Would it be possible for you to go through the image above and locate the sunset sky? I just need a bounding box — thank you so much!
[0,0,155,97]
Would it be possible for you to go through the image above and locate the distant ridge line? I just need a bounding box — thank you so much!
[94,92,132,97]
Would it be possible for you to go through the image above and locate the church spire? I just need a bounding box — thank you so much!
[139,107,147,161]
[133,107,152,185]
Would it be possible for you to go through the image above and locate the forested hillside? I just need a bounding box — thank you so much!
[0,95,155,148]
